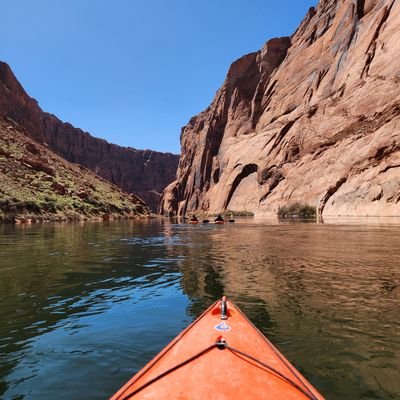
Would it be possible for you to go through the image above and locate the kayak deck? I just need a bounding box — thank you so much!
[111,298,324,399]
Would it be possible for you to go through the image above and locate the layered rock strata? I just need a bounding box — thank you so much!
[0,118,149,222]
[161,0,400,217]
[0,62,179,211]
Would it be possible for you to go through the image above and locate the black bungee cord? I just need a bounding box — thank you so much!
[117,339,319,400]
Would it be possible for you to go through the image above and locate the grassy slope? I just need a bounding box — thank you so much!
[0,118,150,222]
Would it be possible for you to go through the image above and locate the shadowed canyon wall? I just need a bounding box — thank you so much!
[0,62,179,211]
[160,0,400,217]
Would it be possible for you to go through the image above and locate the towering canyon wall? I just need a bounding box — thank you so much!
[160,0,400,217]
[0,62,179,211]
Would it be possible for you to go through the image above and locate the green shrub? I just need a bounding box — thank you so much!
[224,210,254,217]
[24,200,41,213]
[85,196,101,207]
[43,201,57,213]
[0,199,11,210]
[278,202,316,219]
[0,199,42,213]
[208,210,254,217]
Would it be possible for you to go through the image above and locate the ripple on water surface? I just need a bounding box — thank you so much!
[0,219,399,399]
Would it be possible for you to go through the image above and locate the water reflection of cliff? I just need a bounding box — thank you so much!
[169,221,400,399]
[1,220,399,400]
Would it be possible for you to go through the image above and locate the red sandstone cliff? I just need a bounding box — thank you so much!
[160,0,400,218]
[0,118,149,222]
[0,62,179,211]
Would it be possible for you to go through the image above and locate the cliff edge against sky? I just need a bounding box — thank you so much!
[160,0,400,218]
[0,62,179,212]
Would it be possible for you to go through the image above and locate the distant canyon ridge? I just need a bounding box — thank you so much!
[0,61,179,212]
[160,0,400,218]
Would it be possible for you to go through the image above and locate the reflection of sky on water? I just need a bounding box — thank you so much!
[4,284,188,400]
[0,219,399,399]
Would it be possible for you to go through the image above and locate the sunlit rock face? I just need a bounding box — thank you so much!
[160,0,400,217]
[0,62,179,211]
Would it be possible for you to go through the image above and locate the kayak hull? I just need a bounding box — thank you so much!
[110,299,325,400]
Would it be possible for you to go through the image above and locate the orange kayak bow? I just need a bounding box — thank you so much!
[110,297,325,399]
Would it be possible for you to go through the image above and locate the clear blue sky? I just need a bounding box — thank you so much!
[1,0,316,154]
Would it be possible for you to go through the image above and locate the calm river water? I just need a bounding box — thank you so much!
[0,219,399,399]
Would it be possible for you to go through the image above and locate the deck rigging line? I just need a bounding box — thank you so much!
[118,339,319,400]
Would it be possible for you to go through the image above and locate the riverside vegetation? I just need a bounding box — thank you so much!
[278,203,317,219]
[0,119,149,223]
